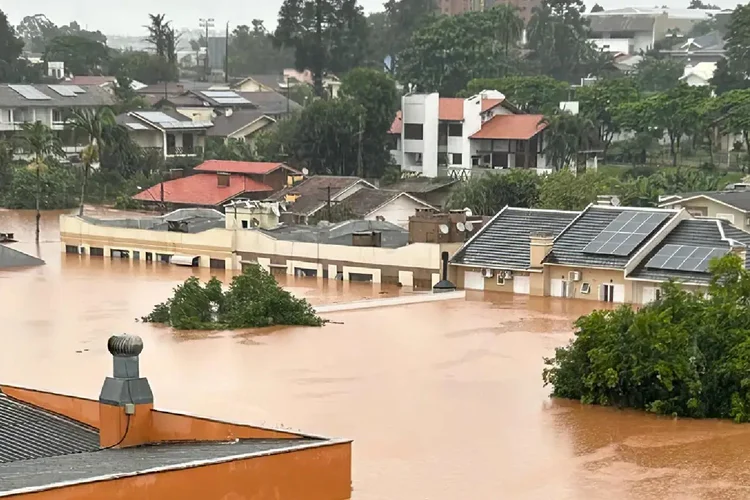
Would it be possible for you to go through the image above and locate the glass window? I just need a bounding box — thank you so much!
[404,123,423,140]
[448,123,463,137]
[452,153,462,164]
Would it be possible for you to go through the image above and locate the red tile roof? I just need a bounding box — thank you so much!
[481,99,504,112]
[439,98,464,121]
[470,114,547,140]
[132,173,273,206]
[193,160,301,175]
[389,111,403,135]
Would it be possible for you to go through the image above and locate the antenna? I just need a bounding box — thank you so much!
[439,224,449,234]
[302,167,309,176]
[457,222,466,232]
[465,221,474,232]
[464,207,473,217]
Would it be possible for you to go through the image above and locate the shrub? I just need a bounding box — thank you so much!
[543,254,750,422]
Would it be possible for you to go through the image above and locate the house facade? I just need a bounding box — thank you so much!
[659,190,750,230]
[391,91,548,179]
[117,110,213,159]
[450,204,750,305]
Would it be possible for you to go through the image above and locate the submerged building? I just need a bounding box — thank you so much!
[0,334,351,499]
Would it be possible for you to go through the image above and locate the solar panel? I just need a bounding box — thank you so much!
[646,244,729,272]
[68,85,86,94]
[47,85,77,97]
[134,111,175,124]
[214,97,251,105]
[126,123,150,131]
[8,84,52,100]
[201,91,241,98]
[582,211,670,256]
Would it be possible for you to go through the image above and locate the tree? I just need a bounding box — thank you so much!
[710,57,749,95]
[16,14,57,53]
[543,254,750,422]
[275,0,368,97]
[67,108,116,216]
[229,22,295,75]
[537,170,610,210]
[634,56,683,92]
[577,77,639,159]
[714,89,750,169]
[382,0,437,73]
[527,0,597,82]
[590,3,604,11]
[462,75,569,113]
[340,68,399,177]
[0,9,24,71]
[688,0,719,9]
[540,112,597,170]
[143,14,178,79]
[142,265,325,329]
[108,50,178,84]
[44,35,109,75]
[446,169,541,215]
[723,4,750,82]
[398,6,525,95]
[14,122,64,242]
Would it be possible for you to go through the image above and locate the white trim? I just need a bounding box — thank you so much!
[364,192,438,217]
[625,276,709,287]
[544,262,626,272]
[659,193,749,214]
[451,262,543,273]
[227,115,276,139]
[0,439,351,498]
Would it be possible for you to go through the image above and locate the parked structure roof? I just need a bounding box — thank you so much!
[194,160,299,176]
[237,91,302,115]
[80,209,226,233]
[471,114,546,140]
[207,110,272,137]
[629,218,750,284]
[544,206,679,269]
[270,176,376,216]
[0,245,45,269]
[338,189,434,218]
[133,174,273,206]
[0,84,115,108]
[452,207,579,270]
[261,220,409,248]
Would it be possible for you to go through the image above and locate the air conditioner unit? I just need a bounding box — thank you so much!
[503,270,513,280]
[568,271,581,282]
[482,268,494,278]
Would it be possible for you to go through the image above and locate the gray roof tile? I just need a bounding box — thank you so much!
[0,84,115,108]
[207,109,271,137]
[270,176,370,216]
[452,207,579,269]
[545,206,678,269]
[0,245,45,269]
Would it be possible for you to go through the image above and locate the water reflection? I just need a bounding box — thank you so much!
[2,209,750,499]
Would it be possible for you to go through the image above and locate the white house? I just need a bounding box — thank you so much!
[680,62,717,86]
[116,110,213,160]
[389,91,548,179]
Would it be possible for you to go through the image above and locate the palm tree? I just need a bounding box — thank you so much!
[14,122,64,242]
[67,108,115,216]
[540,112,597,171]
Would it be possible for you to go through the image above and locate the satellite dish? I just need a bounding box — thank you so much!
[464,207,473,217]
[465,221,474,232]
[457,222,466,232]
[271,204,281,217]
[302,167,309,176]
[439,224,449,234]
[611,196,621,207]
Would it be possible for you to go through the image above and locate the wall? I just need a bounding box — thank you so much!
[0,385,101,429]
[630,280,706,305]
[590,38,632,53]
[366,195,427,227]
[546,265,628,302]
[13,442,352,500]
[230,116,274,141]
[668,198,746,229]
[401,93,440,177]
[131,130,164,148]
[176,107,214,122]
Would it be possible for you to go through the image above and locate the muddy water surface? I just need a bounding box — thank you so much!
[2,209,750,500]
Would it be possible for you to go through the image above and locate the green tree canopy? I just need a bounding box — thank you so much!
[381,0,437,72]
[577,77,640,158]
[543,254,750,422]
[229,21,295,76]
[397,6,525,96]
[634,56,684,92]
[724,3,750,80]
[108,50,179,84]
[540,112,598,170]
[446,169,541,215]
[44,35,109,76]
[0,9,24,78]
[462,75,569,113]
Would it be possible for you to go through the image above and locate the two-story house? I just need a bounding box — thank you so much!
[116,110,214,160]
[0,84,116,156]
[390,91,548,179]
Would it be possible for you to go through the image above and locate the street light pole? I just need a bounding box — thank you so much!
[199,18,215,81]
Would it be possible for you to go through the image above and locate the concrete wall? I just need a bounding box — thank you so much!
[176,107,214,122]
[366,195,428,228]
[667,198,748,230]
[401,93,440,177]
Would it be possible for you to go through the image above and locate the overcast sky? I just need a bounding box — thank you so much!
[2,0,742,35]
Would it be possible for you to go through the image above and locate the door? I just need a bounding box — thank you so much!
[612,284,625,303]
[642,286,661,304]
[513,276,530,295]
[464,271,485,291]
[601,283,624,303]
[182,133,194,153]
[551,279,564,297]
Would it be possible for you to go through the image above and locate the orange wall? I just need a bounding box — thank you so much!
[0,385,100,428]
[13,442,352,500]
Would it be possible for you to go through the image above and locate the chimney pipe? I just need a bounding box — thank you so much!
[433,251,456,293]
[98,334,154,449]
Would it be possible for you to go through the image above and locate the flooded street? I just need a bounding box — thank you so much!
[3,209,750,499]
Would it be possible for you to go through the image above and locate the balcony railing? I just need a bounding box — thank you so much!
[167,146,203,157]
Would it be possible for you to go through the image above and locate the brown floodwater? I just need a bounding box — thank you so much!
[3,209,750,500]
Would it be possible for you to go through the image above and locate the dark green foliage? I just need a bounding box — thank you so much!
[142,266,325,330]
[634,56,684,92]
[229,21,295,76]
[108,50,179,85]
[543,254,750,422]
[462,76,569,113]
[0,162,78,209]
[723,4,750,81]
[446,169,541,215]
[44,35,109,76]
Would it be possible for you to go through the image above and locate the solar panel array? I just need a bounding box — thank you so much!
[646,244,728,272]
[67,85,86,94]
[201,90,250,105]
[126,123,150,131]
[131,111,212,129]
[582,211,670,256]
[48,85,77,97]
[214,97,251,105]
[8,85,52,100]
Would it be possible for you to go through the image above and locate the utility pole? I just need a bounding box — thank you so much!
[357,113,364,178]
[224,22,229,84]
[286,76,290,115]
[199,18,215,81]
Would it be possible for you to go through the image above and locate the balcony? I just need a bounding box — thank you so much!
[167,146,203,157]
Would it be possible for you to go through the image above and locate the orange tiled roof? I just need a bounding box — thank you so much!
[132,174,274,206]
[194,160,300,175]
[389,111,403,134]
[438,98,464,121]
[481,98,504,112]
[470,114,547,140]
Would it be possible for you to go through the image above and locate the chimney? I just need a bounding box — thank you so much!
[530,231,554,268]
[98,334,154,449]
[433,251,456,293]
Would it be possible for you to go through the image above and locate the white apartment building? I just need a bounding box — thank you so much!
[389,91,548,179]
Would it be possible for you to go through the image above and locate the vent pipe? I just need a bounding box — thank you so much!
[433,251,456,293]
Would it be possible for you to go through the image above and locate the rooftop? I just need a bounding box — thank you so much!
[270,176,375,216]
[127,110,213,131]
[380,177,458,194]
[133,174,273,207]
[339,189,433,218]
[237,91,302,115]
[471,114,546,140]
[0,245,44,269]
[439,98,464,121]
[261,220,409,248]
[0,84,115,108]
[194,160,299,176]
[80,208,226,233]
[544,206,679,269]
[452,207,579,270]
[208,110,274,137]
[588,14,655,33]
[660,190,750,212]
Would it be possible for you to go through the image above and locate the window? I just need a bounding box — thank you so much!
[65,245,80,254]
[601,283,615,303]
[166,133,176,154]
[210,258,226,269]
[581,282,591,294]
[241,220,249,229]
[217,173,230,187]
[133,251,140,260]
[404,123,423,140]
[496,275,505,286]
[52,109,64,123]
[448,123,463,137]
[183,133,194,153]
[451,153,462,165]
[90,247,104,257]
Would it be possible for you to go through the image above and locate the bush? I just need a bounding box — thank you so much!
[543,254,750,422]
[142,265,325,330]
[0,162,78,209]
